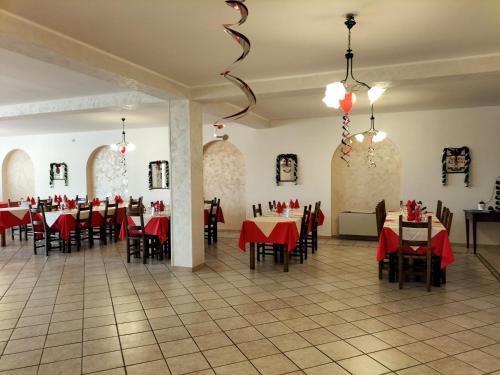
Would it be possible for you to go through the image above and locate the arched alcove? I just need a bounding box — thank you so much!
[2,149,35,200]
[203,140,246,230]
[331,136,402,235]
[87,146,128,199]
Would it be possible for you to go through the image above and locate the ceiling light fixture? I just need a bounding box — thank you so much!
[322,14,386,110]
[110,117,135,155]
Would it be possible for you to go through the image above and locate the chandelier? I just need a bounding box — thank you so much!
[322,14,386,110]
[354,106,387,167]
[110,118,135,155]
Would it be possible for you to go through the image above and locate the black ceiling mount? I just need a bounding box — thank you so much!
[344,13,356,30]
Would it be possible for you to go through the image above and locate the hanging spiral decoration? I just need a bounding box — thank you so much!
[367,135,376,168]
[214,0,256,131]
[341,114,352,166]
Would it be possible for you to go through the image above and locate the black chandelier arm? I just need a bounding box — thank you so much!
[348,56,371,90]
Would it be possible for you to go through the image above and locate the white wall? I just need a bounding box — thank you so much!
[203,106,500,245]
[0,127,171,205]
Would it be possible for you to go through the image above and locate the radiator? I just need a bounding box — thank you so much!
[339,211,378,237]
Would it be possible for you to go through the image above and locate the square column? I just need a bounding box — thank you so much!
[169,99,204,269]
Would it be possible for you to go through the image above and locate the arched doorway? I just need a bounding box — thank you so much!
[203,140,246,230]
[2,149,35,200]
[331,137,402,235]
[87,146,128,199]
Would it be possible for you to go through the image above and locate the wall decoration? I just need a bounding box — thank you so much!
[148,160,169,190]
[276,154,298,185]
[49,162,68,188]
[441,147,471,187]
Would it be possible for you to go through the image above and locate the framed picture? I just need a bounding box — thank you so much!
[441,147,471,187]
[276,154,298,185]
[149,160,169,189]
[49,162,68,188]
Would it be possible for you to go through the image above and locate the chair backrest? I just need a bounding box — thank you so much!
[436,200,443,221]
[208,199,220,224]
[75,195,89,204]
[76,203,92,225]
[129,196,143,210]
[398,215,432,250]
[268,201,274,211]
[125,206,145,238]
[444,210,453,235]
[253,204,263,217]
[29,205,48,234]
[37,197,53,206]
[441,207,450,226]
[375,200,386,237]
[312,201,321,229]
[104,199,118,224]
[7,199,20,207]
[299,206,311,239]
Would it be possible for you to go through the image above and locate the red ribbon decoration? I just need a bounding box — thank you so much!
[215,0,256,128]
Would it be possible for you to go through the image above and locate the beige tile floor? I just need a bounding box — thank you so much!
[0,234,498,375]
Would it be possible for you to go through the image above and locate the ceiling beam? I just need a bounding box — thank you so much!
[0,10,189,101]
[0,91,164,119]
[192,54,500,102]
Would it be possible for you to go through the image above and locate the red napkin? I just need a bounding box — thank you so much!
[114,195,124,204]
[63,194,68,202]
[26,196,30,201]
[67,200,76,210]
[294,199,299,208]
[282,201,287,209]
[289,200,294,208]
[160,200,165,211]
[92,198,100,207]
[30,197,36,205]
[276,201,283,213]
[407,206,415,221]
[415,207,421,222]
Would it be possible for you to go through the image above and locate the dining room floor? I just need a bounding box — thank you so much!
[0,235,498,375]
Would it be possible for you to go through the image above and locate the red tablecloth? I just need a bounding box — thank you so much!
[239,219,300,252]
[42,207,125,241]
[119,215,170,244]
[0,208,30,234]
[0,202,9,209]
[204,207,225,225]
[376,225,454,269]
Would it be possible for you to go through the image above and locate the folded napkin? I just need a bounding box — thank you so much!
[289,200,294,209]
[92,198,101,207]
[26,196,30,202]
[282,201,287,209]
[67,200,76,210]
[415,207,421,222]
[276,201,283,214]
[294,199,299,208]
[30,197,36,205]
[407,206,415,221]
[114,195,124,204]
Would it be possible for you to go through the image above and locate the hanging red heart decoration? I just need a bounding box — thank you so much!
[120,146,126,155]
[339,92,353,113]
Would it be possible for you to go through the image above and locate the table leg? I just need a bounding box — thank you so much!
[250,242,255,270]
[283,245,289,272]
[473,219,477,254]
[0,232,5,247]
[465,216,470,248]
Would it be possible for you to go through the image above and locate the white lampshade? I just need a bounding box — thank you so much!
[127,143,136,152]
[325,82,346,100]
[322,96,340,109]
[368,86,386,104]
[110,144,118,151]
[354,133,365,142]
[372,131,387,143]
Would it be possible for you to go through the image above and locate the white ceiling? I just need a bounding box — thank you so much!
[0,0,499,131]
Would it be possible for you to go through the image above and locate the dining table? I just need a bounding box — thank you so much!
[0,206,31,246]
[119,211,170,244]
[377,210,454,282]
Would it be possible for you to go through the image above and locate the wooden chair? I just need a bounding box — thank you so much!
[252,204,263,217]
[436,200,443,221]
[268,201,277,211]
[76,195,89,204]
[67,203,93,252]
[290,206,311,264]
[306,201,321,254]
[129,196,143,210]
[204,199,220,244]
[376,200,390,279]
[8,199,28,241]
[103,199,119,243]
[398,215,433,292]
[37,197,53,207]
[29,205,63,256]
[124,205,149,263]
[90,199,107,246]
[441,207,450,226]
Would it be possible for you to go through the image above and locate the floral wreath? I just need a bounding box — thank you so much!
[49,162,68,188]
[148,160,169,190]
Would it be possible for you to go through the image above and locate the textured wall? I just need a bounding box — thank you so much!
[331,137,402,235]
[2,149,35,200]
[203,141,246,230]
[87,146,128,199]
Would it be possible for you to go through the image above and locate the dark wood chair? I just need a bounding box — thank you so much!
[37,197,53,206]
[104,199,119,243]
[76,195,89,204]
[124,206,149,263]
[204,199,220,244]
[252,203,263,217]
[90,199,107,246]
[8,199,28,241]
[376,200,389,279]
[436,200,443,221]
[268,201,277,211]
[398,215,433,292]
[129,196,143,210]
[306,201,321,254]
[67,203,93,252]
[290,206,311,264]
[29,205,63,256]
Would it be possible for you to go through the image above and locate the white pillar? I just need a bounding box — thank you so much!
[169,99,205,270]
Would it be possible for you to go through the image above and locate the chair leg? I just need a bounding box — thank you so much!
[427,252,431,292]
[378,261,383,280]
[126,240,131,263]
[398,253,403,289]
